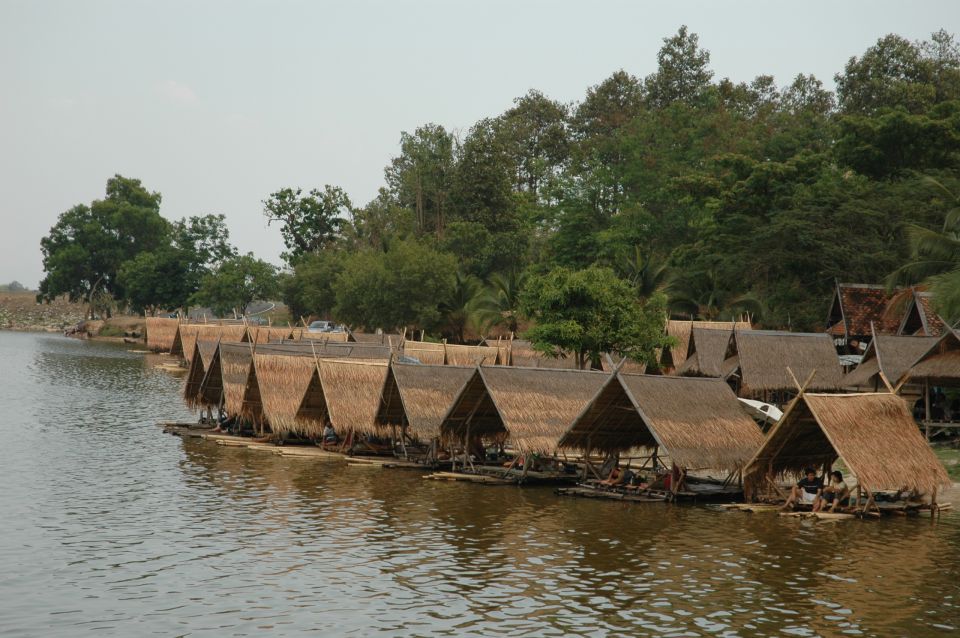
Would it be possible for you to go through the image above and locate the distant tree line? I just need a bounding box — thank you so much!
[38,27,960,367]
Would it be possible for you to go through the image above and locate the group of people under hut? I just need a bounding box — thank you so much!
[782,467,850,513]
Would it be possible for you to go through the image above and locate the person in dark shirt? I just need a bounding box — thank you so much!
[781,467,822,510]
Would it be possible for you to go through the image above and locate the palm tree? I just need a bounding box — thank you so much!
[618,245,670,300]
[439,270,487,343]
[666,270,763,321]
[473,270,528,335]
[887,178,960,323]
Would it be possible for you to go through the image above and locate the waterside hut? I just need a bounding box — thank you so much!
[664,319,751,372]
[438,366,610,480]
[171,324,248,363]
[901,328,960,438]
[376,363,475,458]
[183,339,221,410]
[843,332,938,392]
[675,327,738,379]
[743,392,951,516]
[559,374,764,500]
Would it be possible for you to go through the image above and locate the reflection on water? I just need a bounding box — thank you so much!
[0,331,958,636]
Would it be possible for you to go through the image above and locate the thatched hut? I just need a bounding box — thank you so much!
[252,350,319,437]
[743,392,951,510]
[218,342,260,423]
[348,330,400,345]
[445,344,500,366]
[733,330,843,401]
[248,326,295,344]
[298,330,350,343]
[664,319,751,372]
[675,327,738,378]
[439,366,610,454]
[844,333,938,391]
[145,317,180,352]
[901,328,960,432]
[376,363,475,445]
[559,374,764,486]
[183,339,221,409]
[293,359,389,440]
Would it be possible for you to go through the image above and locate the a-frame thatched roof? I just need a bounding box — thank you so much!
[253,350,319,436]
[844,333,938,390]
[293,359,389,437]
[559,373,764,472]
[744,392,951,497]
[903,327,960,385]
[171,324,248,362]
[183,338,220,408]
[248,326,295,344]
[506,339,580,369]
[402,341,446,365]
[665,319,751,369]
[898,290,947,337]
[219,342,255,418]
[675,326,738,378]
[439,366,611,454]
[734,330,843,394]
[377,363,475,442]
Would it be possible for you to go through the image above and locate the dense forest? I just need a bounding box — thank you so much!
[38,27,960,366]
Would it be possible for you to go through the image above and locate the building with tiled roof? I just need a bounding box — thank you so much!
[826,282,900,350]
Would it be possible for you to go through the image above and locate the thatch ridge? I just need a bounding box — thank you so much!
[377,363,476,441]
[666,319,751,368]
[904,327,960,384]
[559,373,763,472]
[183,339,220,408]
[845,334,938,389]
[744,392,951,496]
[145,317,179,352]
[219,343,255,417]
[735,329,843,393]
[677,327,736,378]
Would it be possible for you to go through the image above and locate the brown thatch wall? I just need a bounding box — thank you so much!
[299,331,350,343]
[378,364,475,441]
[736,330,843,393]
[183,339,220,409]
[317,359,389,436]
[507,339,580,369]
[404,341,446,365]
[745,393,951,495]
[560,374,763,472]
[146,317,179,352]
[474,367,610,453]
[253,352,318,436]
[249,326,294,344]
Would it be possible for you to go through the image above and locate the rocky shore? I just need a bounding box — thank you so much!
[0,291,84,332]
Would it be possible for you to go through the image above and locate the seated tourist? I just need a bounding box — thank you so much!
[814,470,849,512]
[599,465,625,487]
[322,423,338,446]
[782,467,822,510]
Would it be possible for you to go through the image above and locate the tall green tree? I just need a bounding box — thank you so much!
[263,186,350,266]
[519,266,672,369]
[191,254,279,317]
[384,124,454,236]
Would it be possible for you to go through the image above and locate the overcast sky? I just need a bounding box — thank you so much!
[1,0,958,287]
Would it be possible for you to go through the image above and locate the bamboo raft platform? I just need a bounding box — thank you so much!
[557,486,666,503]
[424,471,515,485]
[346,456,425,469]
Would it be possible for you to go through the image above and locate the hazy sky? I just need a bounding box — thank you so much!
[2,0,958,287]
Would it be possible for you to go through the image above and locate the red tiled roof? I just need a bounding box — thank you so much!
[917,293,947,336]
[832,284,899,338]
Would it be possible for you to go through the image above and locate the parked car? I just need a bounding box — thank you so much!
[307,320,344,333]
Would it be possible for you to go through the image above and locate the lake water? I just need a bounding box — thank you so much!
[0,331,958,637]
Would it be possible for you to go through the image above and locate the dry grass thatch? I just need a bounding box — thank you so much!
[145,317,179,352]
[299,330,350,342]
[377,363,475,441]
[440,366,611,454]
[676,327,737,378]
[666,319,751,367]
[253,351,318,436]
[445,344,500,366]
[403,341,446,364]
[173,324,248,363]
[844,334,938,389]
[559,374,764,472]
[904,328,960,385]
[735,329,843,393]
[744,392,951,496]
[293,359,389,437]
[249,326,295,343]
[507,339,580,369]
[600,355,648,375]
[219,343,255,417]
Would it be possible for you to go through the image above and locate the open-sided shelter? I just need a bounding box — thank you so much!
[439,366,610,455]
[559,374,764,484]
[743,392,951,510]
[376,363,475,445]
[145,317,180,352]
[183,338,221,409]
[901,328,960,433]
[292,358,390,441]
[733,330,843,401]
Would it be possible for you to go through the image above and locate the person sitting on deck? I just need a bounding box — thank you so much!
[782,467,822,510]
[322,423,338,446]
[814,470,850,513]
[599,464,626,487]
